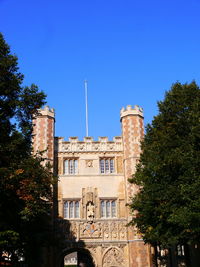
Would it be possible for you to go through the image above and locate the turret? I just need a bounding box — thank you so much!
[32,106,55,165]
[120,105,144,200]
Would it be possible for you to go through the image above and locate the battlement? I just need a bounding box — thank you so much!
[55,136,123,152]
[38,105,55,118]
[120,105,143,120]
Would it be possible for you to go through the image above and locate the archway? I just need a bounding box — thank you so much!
[102,246,126,267]
[61,248,95,267]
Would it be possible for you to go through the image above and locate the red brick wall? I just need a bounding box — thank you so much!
[129,241,151,267]
[121,109,152,266]
[32,112,55,164]
[121,114,144,199]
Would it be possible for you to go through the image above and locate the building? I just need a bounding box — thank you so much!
[32,105,152,267]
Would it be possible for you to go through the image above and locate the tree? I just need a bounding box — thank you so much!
[0,33,53,265]
[129,82,200,263]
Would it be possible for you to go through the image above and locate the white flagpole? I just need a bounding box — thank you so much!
[84,80,89,137]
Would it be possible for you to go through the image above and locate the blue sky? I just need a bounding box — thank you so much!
[1,0,200,140]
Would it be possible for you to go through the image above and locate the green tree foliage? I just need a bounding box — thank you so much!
[129,82,200,248]
[0,33,53,265]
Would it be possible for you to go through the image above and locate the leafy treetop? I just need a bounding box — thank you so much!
[0,32,54,265]
[129,81,200,248]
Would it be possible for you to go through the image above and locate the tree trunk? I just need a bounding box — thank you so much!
[152,245,158,267]
[184,244,191,267]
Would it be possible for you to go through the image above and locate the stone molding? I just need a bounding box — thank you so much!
[102,246,126,267]
[55,136,123,152]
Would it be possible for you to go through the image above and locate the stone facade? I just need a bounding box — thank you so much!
[32,105,152,267]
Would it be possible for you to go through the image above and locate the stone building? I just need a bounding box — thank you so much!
[32,105,152,267]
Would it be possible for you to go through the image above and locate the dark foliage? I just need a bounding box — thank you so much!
[0,32,53,265]
[129,82,200,248]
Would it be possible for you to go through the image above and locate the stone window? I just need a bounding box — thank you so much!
[177,245,185,256]
[64,159,78,174]
[100,200,117,218]
[63,200,80,219]
[100,158,115,174]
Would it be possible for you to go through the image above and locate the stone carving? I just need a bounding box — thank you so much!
[82,188,98,220]
[103,222,110,239]
[70,222,78,240]
[86,160,93,167]
[86,191,93,203]
[103,247,126,267]
[58,137,123,152]
[109,144,114,150]
[110,222,118,239]
[93,144,99,150]
[87,201,95,222]
[118,222,127,239]
[68,220,127,242]
[80,222,102,238]
[78,144,85,150]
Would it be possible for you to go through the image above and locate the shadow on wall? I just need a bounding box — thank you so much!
[52,146,95,267]
[33,181,95,267]
[54,217,95,267]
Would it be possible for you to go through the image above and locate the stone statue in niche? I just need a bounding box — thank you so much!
[86,201,95,223]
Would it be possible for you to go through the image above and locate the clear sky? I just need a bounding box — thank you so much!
[1,0,200,140]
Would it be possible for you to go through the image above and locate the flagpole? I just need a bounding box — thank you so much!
[84,80,89,137]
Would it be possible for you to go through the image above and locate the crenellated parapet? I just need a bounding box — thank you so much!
[55,136,123,152]
[120,105,143,121]
[37,105,55,118]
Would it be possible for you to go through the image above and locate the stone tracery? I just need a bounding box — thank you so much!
[102,247,126,267]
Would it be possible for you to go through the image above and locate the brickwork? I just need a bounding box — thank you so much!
[120,105,150,267]
[32,106,55,164]
[120,105,144,200]
[32,105,152,267]
[129,241,151,267]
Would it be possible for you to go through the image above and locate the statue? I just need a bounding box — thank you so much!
[86,201,95,223]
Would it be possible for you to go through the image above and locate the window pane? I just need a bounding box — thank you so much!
[106,201,111,217]
[74,160,78,174]
[110,159,114,173]
[69,160,74,174]
[100,159,105,173]
[111,201,116,217]
[64,160,68,174]
[64,201,68,218]
[75,201,79,218]
[105,159,109,173]
[69,202,74,218]
[101,201,105,217]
